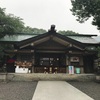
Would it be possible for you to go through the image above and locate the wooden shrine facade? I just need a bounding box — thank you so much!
[2,25,99,73]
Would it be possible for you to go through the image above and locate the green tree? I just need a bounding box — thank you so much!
[58,30,78,35]
[0,7,25,61]
[0,7,24,37]
[22,26,47,34]
[71,0,100,30]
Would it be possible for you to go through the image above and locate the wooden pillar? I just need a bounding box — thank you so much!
[66,54,69,73]
[32,54,35,73]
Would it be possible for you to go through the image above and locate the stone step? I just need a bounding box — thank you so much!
[6,73,96,82]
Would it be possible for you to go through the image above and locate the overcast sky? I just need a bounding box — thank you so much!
[1,0,100,35]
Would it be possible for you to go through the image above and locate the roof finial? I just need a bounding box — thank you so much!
[51,25,55,31]
[49,25,56,33]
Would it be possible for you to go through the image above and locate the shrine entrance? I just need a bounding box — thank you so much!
[34,53,66,73]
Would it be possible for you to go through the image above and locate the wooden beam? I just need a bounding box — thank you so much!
[34,36,50,45]
[73,45,84,50]
[20,37,50,48]
[5,50,34,53]
[52,36,70,46]
[36,50,65,53]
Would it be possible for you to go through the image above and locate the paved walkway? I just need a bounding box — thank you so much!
[32,81,94,100]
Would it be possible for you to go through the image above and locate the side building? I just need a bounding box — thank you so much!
[0,25,99,73]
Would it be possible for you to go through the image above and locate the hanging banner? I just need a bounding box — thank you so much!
[68,66,74,74]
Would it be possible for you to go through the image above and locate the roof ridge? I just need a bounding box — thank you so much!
[62,34,97,37]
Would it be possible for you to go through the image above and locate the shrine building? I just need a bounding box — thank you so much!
[0,25,99,74]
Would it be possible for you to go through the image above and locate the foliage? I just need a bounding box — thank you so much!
[0,44,14,58]
[58,30,78,35]
[22,26,47,34]
[71,0,100,30]
[0,7,24,37]
[0,7,47,36]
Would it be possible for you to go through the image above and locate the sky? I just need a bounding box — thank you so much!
[0,0,100,35]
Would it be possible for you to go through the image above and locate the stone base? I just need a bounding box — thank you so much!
[96,75,100,82]
[6,73,96,82]
[0,73,7,82]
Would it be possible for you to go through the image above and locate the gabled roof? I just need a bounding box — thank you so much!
[12,25,86,50]
[0,25,99,46]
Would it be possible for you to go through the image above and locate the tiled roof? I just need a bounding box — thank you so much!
[94,36,100,42]
[0,33,99,44]
[0,34,37,42]
[67,36,99,44]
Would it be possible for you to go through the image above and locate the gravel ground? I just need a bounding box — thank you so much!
[0,81,37,100]
[68,81,100,100]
